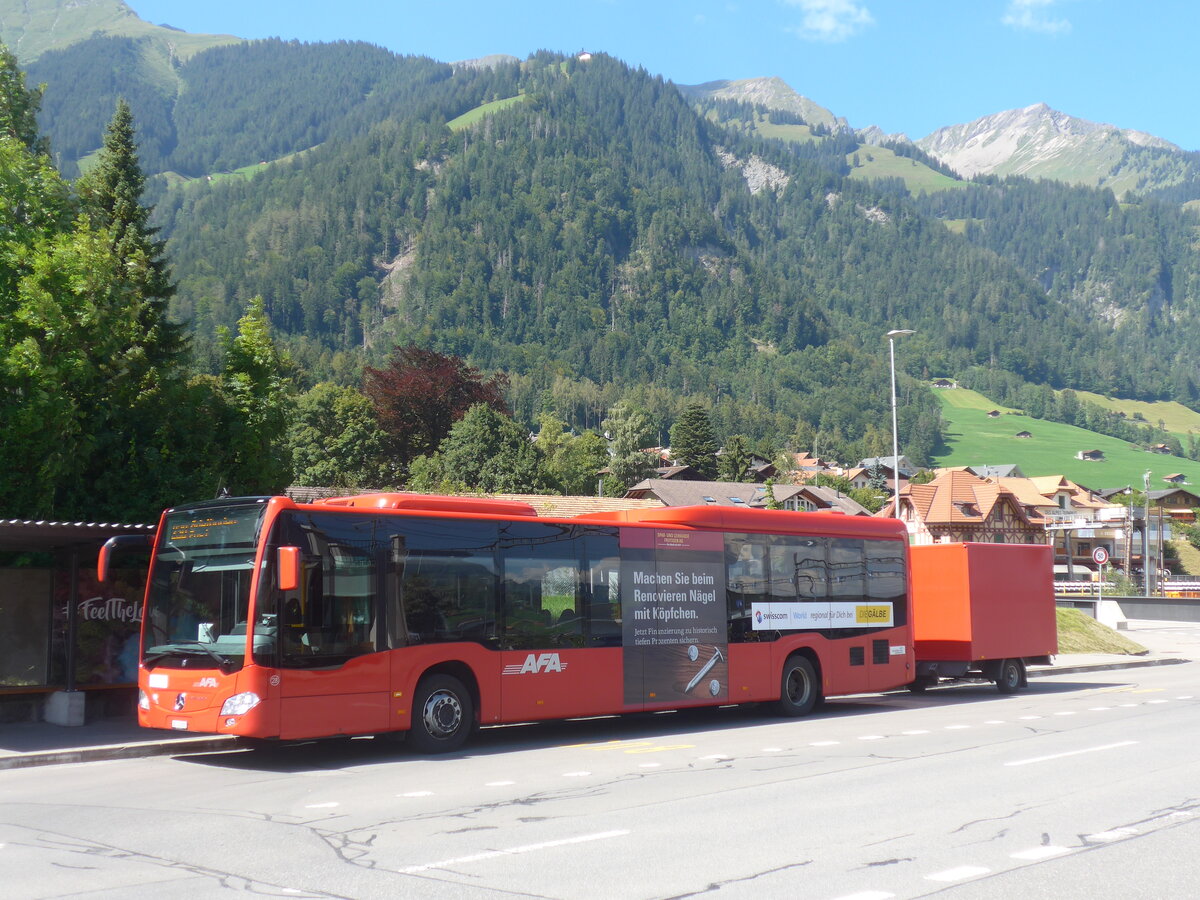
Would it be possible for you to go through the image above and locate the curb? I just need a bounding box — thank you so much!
[1028,656,1190,678]
[0,735,240,771]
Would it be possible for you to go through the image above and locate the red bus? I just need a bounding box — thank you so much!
[100,492,914,752]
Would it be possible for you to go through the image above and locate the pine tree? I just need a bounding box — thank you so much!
[670,403,719,480]
[77,98,184,374]
[0,43,47,153]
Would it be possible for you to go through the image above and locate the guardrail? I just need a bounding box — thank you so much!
[1057,594,1200,623]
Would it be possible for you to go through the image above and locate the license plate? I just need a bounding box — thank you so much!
[171,719,189,730]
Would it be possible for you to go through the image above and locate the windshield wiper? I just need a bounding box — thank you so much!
[144,641,234,672]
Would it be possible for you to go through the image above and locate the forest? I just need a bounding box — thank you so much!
[6,38,1200,522]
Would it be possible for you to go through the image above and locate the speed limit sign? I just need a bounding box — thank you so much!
[1093,546,1109,566]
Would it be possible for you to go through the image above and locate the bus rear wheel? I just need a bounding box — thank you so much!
[776,655,819,717]
[409,674,474,753]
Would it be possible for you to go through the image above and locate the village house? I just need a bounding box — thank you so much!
[887,469,1046,545]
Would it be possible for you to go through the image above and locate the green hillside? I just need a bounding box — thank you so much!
[1071,390,1200,441]
[932,388,1200,488]
[846,143,963,194]
[0,0,237,62]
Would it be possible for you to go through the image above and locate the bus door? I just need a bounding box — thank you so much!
[497,522,622,722]
[274,516,389,739]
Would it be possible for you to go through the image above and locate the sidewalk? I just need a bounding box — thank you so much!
[2,620,1194,770]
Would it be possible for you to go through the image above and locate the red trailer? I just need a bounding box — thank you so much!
[908,542,1058,693]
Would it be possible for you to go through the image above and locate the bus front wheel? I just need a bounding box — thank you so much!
[409,674,474,753]
[776,656,819,717]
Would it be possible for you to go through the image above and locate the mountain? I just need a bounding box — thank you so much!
[0,0,237,62]
[7,5,1200,468]
[916,103,1200,199]
[678,77,847,132]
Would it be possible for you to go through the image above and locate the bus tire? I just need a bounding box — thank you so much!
[996,659,1023,694]
[776,655,819,717]
[409,674,474,753]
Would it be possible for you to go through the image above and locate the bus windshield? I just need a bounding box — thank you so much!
[143,502,267,671]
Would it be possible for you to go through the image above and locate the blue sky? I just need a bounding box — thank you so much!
[129,1,1199,151]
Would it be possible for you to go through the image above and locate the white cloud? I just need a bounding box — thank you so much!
[1003,0,1071,34]
[784,0,875,43]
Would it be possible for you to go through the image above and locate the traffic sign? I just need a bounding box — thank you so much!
[1092,546,1109,565]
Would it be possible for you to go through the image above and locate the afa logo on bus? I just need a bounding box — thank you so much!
[502,653,569,675]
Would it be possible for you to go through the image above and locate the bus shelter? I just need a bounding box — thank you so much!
[0,519,152,725]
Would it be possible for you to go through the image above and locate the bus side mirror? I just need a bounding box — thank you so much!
[277,546,301,592]
[97,534,153,583]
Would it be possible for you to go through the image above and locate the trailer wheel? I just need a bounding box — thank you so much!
[996,659,1024,694]
[776,656,819,717]
[408,674,474,753]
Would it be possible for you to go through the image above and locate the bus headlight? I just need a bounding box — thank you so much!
[220,692,262,716]
[138,689,150,710]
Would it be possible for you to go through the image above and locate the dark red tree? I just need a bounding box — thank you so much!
[362,346,509,468]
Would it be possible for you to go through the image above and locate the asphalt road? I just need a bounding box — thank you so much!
[3,657,1199,899]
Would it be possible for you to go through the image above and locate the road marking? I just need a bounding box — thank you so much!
[485,781,516,787]
[1005,740,1138,767]
[925,865,990,882]
[983,720,1005,725]
[1147,699,1169,704]
[638,762,661,768]
[399,829,630,874]
[858,735,885,741]
[400,791,434,798]
[1085,828,1139,842]
[830,892,894,900]
[902,729,930,735]
[1118,703,1138,708]
[563,771,591,777]
[1054,711,1076,716]
[305,802,339,808]
[1089,706,1112,711]
[945,724,970,730]
[811,740,840,746]
[1176,695,1193,700]
[1018,715,1042,720]
[1011,845,1071,860]
[762,747,783,752]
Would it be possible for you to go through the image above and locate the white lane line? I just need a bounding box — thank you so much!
[1176,696,1193,700]
[1085,828,1139,842]
[983,720,1005,725]
[925,865,990,882]
[305,802,339,808]
[399,829,630,874]
[945,724,970,730]
[1011,845,1071,860]
[1147,699,1169,705]
[858,735,885,741]
[902,729,930,735]
[1018,715,1042,720]
[830,891,895,900]
[811,740,840,747]
[563,771,591,777]
[1005,740,1138,767]
[1089,706,1112,711]
[1053,711,1076,716]
[485,781,515,787]
[762,747,784,753]
[699,754,729,760]
[399,791,434,798]
[638,762,661,768]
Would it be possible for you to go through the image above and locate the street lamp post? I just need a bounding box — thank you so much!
[887,329,915,520]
